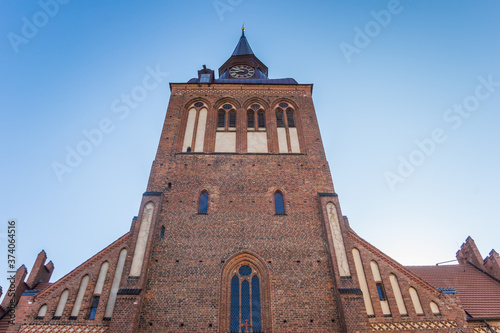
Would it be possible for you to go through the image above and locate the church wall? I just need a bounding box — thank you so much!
[134,83,347,332]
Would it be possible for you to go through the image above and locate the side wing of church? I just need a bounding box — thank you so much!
[2,30,499,333]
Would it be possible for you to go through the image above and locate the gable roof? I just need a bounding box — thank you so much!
[407,263,500,319]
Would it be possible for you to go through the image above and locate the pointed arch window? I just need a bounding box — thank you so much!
[198,191,209,214]
[258,111,266,128]
[286,109,295,127]
[274,191,285,215]
[247,110,255,128]
[218,110,226,128]
[229,111,237,128]
[276,109,285,127]
[230,265,262,332]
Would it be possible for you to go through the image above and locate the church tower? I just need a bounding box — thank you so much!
[6,29,471,333]
[125,27,357,332]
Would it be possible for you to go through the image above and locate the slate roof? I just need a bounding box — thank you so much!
[232,30,253,56]
[187,77,298,85]
[407,263,500,319]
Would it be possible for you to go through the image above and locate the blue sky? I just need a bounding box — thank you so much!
[1,0,499,292]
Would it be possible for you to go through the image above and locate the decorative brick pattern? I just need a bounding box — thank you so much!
[370,320,457,331]
[474,327,500,333]
[18,325,108,333]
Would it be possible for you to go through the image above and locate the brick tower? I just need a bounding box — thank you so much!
[123,27,354,332]
[6,29,472,333]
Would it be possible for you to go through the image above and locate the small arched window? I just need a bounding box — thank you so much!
[276,109,285,127]
[217,110,226,128]
[198,191,209,214]
[286,109,295,127]
[160,225,165,239]
[89,296,100,320]
[258,111,266,128]
[274,191,285,215]
[247,110,255,128]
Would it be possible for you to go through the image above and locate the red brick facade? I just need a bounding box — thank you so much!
[2,32,497,333]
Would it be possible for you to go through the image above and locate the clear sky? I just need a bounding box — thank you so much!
[1,0,499,293]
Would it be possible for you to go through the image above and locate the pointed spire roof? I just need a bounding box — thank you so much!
[231,27,254,56]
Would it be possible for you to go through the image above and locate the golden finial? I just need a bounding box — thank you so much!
[242,23,245,31]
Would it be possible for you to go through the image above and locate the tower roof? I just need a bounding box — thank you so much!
[231,29,254,56]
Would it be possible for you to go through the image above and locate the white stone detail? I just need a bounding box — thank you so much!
[430,301,440,314]
[194,108,207,152]
[94,261,109,294]
[389,273,408,315]
[409,287,424,315]
[54,289,69,317]
[352,248,375,316]
[277,128,288,153]
[130,202,154,276]
[71,275,89,317]
[289,127,300,153]
[182,108,196,152]
[37,304,47,317]
[327,203,350,276]
[104,248,127,318]
[247,131,268,153]
[215,132,236,152]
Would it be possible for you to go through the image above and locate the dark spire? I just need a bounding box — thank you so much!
[231,26,254,56]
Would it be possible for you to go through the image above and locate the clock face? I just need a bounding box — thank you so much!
[229,65,255,79]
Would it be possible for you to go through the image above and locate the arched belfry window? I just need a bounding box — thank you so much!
[229,110,237,129]
[217,103,236,130]
[276,108,285,127]
[286,108,295,127]
[258,111,266,128]
[274,191,285,215]
[218,110,226,128]
[247,110,255,128]
[198,191,208,214]
[222,253,270,333]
